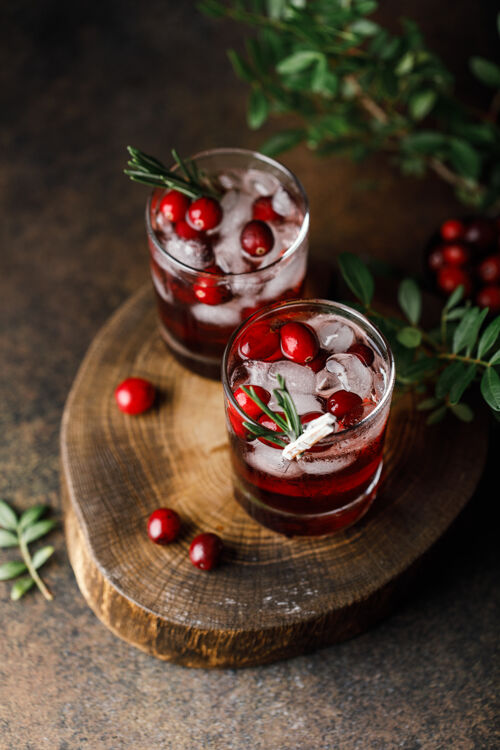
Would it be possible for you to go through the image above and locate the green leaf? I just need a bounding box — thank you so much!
[32,545,55,570]
[481,367,500,411]
[11,576,35,601]
[227,49,254,82]
[22,519,57,544]
[398,278,421,325]
[338,253,374,306]
[449,138,481,180]
[395,51,414,76]
[449,364,477,405]
[0,500,18,531]
[452,307,486,354]
[402,131,447,154]
[417,397,441,411]
[349,19,380,37]
[18,505,47,532]
[277,51,323,75]
[397,327,422,348]
[267,0,286,19]
[445,306,468,322]
[477,317,500,360]
[426,405,447,425]
[436,362,464,399]
[260,129,305,156]
[449,403,474,422]
[409,90,437,120]
[247,89,269,130]
[444,284,464,311]
[469,57,500,88]
[0,529,18,548]
[490,350,500,365]
[0,560,27,581]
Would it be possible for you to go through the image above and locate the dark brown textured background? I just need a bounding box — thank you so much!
[0,1,499,748]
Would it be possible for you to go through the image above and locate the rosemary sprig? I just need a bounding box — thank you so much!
[124,146,221,199]
[240,376,303,447]
[0,500,57,601]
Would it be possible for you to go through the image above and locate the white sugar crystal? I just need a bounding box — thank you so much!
[272,186,295,217]
[326,353,373,398]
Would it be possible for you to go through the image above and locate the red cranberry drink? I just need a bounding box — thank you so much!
[222,300,395,536]
[144,148,309,377]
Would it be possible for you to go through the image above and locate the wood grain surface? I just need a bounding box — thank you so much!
[60,283,488,667]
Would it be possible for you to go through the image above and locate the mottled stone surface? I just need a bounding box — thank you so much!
[0,1,499,748]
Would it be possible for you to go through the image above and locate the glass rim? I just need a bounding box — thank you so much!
[221,298,396,440]
[145,147,310,278]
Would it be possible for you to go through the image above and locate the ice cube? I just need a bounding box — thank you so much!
[325,353,373,398]
[313,319,355,353]
[272,186,295,217]
[238,360,274,390]
[268,361,316,394]
[243,169,280,197]
[274,221,301,254]
[215,234,251,274]
[315,368,341,398]
[297,451,359,475]
[280,393,325,415]
[191,298,243,327]
[245,441,301,478]
[166,236,214,270]
[372,371,386,400]
[258,252,306,302]
[218,171,242,191]
[151,269,173,303]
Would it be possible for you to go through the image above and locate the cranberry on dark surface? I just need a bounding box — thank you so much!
[252,196,282,222]
[193,275,231,305]
[477,285,500,312]
[348,343,375,367]
[147,508,181,545]
[428,247,445,272]
[240,220,274,257]
[442,243,468,266]
[233,385,271,421]
[280,321,319,364]
[238,323,281,361]
[440,219,464,242]
[258,412,285,448]
[175,219,203,241]
[463,218,496,250]
[327,390,362,419]
[189,533,223,571]
[114,377,156,415]
[159,190,190,223]
[188,197,222,231]
[478,254,500,284]
[437,266,472,296]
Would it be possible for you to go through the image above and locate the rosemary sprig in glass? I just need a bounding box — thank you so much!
[124,146,221,199]
[241,374,303,447]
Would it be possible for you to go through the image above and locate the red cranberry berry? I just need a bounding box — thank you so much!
[300,411,325,425]
[463,218,496,250]
[240,220,274,258]
[258,412,285,448]
[115,377,156,415]
[440,219,464,242]
[233,386,271,421]
[478,254,500,284]
[348,343,375,367]
[477,285,500,312]
[188,197,222,231]
[159,190,190,223]
[342,403,366,428]
[280,321,319,364]
[147,508,181,545]
[189,533,223,571]
[327,390,362,419]
[193,276,231,305]
[175,219,203,241]
[442,243,469,266]
[305,350,328,373]
[437,266,472,296]
[238,322,281,361]
[252,196,282,222]
[428,247,445,272]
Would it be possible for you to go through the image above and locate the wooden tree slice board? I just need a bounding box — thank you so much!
[60,283,488,668]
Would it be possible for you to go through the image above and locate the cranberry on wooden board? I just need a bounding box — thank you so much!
[193,276,231,305]
[442,243,468,266]
[478,255,500,284]
[440,219,464,242]
[159,191,190,223]
[327,390,362,419]
[240,220,274,257]
[147,508,181,545]
[348,343,375,367]
[188,197,222,231]
[477,285,500,312]
[114,377,156,415]
[280,322,319,364]
[175,219,203,241]
[189,533,223,571]
[252,196,282,222]
[437,266,472,296]
[238,323,281,361]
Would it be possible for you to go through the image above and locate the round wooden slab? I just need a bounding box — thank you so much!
[61,283,488,668]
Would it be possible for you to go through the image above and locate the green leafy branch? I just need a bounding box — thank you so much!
[0,500,57,601]
[200,0,500,210]
[338,252,500,424]
[241,374,303,445]
[124,146,221,199]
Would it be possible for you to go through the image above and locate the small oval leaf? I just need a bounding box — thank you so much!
[22,519,57,545]
[477,317,500,360]
[0,529,18,548]
[481,367,500,411]
[338,253,375,306]
[11,576,35,601]
[18,505,47,532]
[0,560,27,581]
[32,545,55,570]
[397,327,422,348]
[0,500,18,531]
[398,278,422,325]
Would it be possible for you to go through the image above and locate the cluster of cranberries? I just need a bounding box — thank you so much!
[114,377,223,570]
[426,216,500,312]
[230,320,374,445]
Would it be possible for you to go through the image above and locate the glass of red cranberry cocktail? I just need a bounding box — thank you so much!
[222,299,395,536]
[145,148,309,378]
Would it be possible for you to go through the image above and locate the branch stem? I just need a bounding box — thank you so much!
[18,533,53,601]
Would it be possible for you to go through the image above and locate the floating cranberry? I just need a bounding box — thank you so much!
[188,197,222,231]
[189,533,223,571]
[159,190,190,223]
[342,403,366,429]
[301,411,324,425]
[327,390,362,419]
[477,285,500,312]
[193,275,231,305]
[252,196,282,222]
[305,350,328,373]
[428,247,445,272]
[478,254,500,284]
[440,219,464,242]
[258,412,285,448]
[175,219,203,241]
[234,385,271,420]
[442,243,468,266]
[147,508,181,545]
[114,377,156,415]
[437,266,472,296]
[280,321,319,364]
[238,322,281,361]
[348,343,375,367]
[463,218,496,250]
[240,220,274,257]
